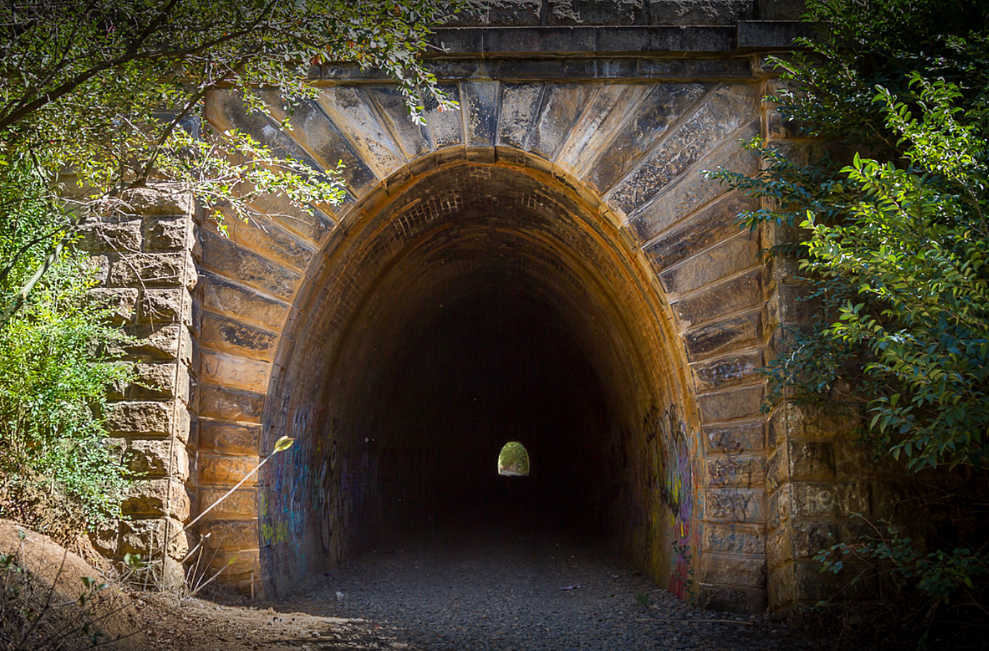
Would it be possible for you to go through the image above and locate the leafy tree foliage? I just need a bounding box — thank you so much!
[0,0,468,322]
[0,158,131,538]
[709,0,989,629]
[712,0,989,472]
[0,0,468,538]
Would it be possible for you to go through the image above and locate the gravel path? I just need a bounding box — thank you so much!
[298,526,817,651]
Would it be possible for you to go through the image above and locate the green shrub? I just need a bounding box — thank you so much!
[0,160,132,538]
[708,0,989,638]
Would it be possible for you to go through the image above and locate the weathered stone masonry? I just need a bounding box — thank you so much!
[86,0,880,614]
[79,188,198,587]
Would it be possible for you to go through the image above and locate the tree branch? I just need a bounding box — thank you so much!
[0,0,182,132]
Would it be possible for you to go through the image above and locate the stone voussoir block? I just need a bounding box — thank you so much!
[691,347,764,392]
[672,267,763,328]
[198,453,261,487]
[697,384,765,424]
[682,310,763,361]
[700,553,766,589]
[204,549,260,585]
[659,231,760,298]
[705,454,766,488]
[199,421,261,456]
[703,420,765,453]
[197,488,257,520]
[198,385,265,424]
[197,520,258,550]
[705,487,766,523]
[629,124,760,242]
[205,206,317,268]
[200,313,278,362]
[200,233,300,297]
[702,523,766,556]
[200,350,271,394]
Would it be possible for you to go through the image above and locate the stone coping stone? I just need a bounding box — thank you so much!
[737,20,816,49]
[423,22,810,56]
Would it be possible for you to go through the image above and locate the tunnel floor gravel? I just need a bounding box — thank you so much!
[294,526,819,651]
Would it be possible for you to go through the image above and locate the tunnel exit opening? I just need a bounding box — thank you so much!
[260,157,697,600]
[498,442,529,477]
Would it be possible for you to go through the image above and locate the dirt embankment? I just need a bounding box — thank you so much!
[0,520,409,651]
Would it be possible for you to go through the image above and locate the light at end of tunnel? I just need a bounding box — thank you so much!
[497,441,530,477]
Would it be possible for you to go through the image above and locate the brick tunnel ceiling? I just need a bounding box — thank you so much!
[267,161,680,576]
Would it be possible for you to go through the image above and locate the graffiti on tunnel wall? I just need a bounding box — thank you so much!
[645,404,695,598]
[261,401,380,587]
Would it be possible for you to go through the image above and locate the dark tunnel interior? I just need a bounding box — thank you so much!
[369,284,619,539]
[262,163,680,594]
[316,223,662,561]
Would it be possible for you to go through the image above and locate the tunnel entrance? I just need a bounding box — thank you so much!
[260,156,697,600]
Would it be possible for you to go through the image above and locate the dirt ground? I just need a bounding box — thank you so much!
[0,520,398,651]
[134,527,812,651]
[135,593,415,651]
[0,517,817,651]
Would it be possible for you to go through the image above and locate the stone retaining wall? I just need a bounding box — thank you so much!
[79,188,199,587]
[758,110,874,609]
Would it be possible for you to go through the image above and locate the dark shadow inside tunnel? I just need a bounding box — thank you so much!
[369,285,618,539]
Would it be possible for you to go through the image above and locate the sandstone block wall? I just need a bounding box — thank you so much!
[757,82,876,610]
[79,187,198,586]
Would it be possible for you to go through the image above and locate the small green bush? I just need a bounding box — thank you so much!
[0,160,132,539]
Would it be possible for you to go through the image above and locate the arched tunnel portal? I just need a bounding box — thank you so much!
[96,15,849,614]
[257,154,699,600]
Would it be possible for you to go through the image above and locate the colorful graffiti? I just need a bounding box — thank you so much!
[259,398,384,592]
[644,404,695,598]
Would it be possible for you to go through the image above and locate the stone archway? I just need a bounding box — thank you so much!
[81,9,872,615]
[193,67,772,610]
[258,154,693,600]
